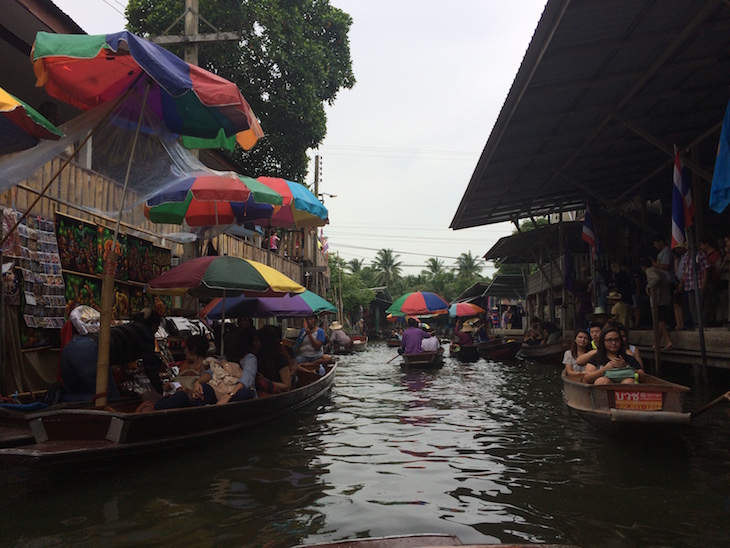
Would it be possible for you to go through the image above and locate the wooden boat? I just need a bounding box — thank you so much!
[0,364,336,466]
[449,343,479,362]
[477,337,521,360]
[402,349,444,369]
[351,335,368,351]
[562,370,691,428]
[386,338,401,347]
[515,339,571,364]
[295,533,569,547]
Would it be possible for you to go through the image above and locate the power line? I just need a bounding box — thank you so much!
[101,0,124,16]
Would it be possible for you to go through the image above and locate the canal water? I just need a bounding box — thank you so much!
[2,342,730,547]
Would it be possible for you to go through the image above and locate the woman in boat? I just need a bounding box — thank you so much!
[256,325,293,394]
[562,330,591,379]
[154,334,209,410]
[582,324,645,385]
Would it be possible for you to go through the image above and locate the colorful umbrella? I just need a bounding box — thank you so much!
[32,31,263,150]
[0,86,63,155]
[144,174,282,227]
[257,177,328,228]
[205,290,337,320]
[147,256,305,299]
[449,302,486,317]
[386,292,450,317]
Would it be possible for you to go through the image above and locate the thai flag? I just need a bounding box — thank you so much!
[671,147,694,249]
[581,204,599,260]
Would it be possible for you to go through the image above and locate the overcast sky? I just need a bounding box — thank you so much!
[52,0,548,276]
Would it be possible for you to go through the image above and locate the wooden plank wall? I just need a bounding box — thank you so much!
[0,158,312,284]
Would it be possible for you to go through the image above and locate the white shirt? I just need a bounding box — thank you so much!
[421,335,440,352]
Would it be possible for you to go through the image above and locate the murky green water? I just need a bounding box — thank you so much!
[2,342,730,547]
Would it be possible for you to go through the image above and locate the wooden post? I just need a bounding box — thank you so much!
[650,284,661,376]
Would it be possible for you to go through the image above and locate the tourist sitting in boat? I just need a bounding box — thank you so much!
[399,317,428,354]
[59,306,163,402]
[256,325,293,394]
[294,315,327,364]
[588,320,603,349]
[329,321,352,349]
[420,324,441,352]
[563,330,591,379]
[582,324,645,385]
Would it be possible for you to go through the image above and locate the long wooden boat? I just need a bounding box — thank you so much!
[562,370,691,428]
[296,533,570,548]
[402,349,444,369]
[386,338,401,347]
[351,335,368,351]
[476,337,521,360]
[0,364,336,466]
[449,343,480,362]
[515,339,571,364]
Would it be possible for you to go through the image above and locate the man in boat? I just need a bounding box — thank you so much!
[399,317,428,354]
[59,307,163,402]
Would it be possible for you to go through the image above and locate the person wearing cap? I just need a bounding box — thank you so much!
[329,321,351,349]
[59,307,163,402]
[420,324,440,352]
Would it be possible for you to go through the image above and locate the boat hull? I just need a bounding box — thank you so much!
[516,339,571,364]
[0,364,337,465]
[562,370,691,429]
[476,338,521,360]
[402,350,444,369]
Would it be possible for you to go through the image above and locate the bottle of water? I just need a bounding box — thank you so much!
[634,372,639,384]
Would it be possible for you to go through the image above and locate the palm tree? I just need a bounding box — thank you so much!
[371,248,403,288]
[422,257,444,278]
[456,251,482,280]
[347,258,364,274]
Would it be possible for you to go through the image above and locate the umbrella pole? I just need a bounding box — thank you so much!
[220,292,226,356]
[95,84,151,408]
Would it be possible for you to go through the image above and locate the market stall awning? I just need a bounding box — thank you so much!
[484,222,583,264]
[451,0,730,229]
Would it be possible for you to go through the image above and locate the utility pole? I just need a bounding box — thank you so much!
[149,0,240,66]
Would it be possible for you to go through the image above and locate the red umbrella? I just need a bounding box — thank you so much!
[449,302,486,317]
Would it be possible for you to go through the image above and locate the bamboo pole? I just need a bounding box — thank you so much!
[650,284,661,376]
[95,85,150,408]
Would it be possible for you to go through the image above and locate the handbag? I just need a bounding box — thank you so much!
[604,367,636,382]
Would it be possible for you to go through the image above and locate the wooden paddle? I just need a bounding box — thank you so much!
[691,389,730,418]
[386,354,401,364]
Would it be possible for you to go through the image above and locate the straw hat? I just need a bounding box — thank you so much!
[460,323,474,333]
[607,291,622,301]
[329,321,343,330]
[587,306,613,320]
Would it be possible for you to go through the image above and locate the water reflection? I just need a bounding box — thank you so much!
[2,343,730,547]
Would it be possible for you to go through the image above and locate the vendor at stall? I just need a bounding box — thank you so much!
[59,306,163,401]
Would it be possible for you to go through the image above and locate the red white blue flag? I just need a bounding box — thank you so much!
[581,204,599,260]
[671,147,694,249]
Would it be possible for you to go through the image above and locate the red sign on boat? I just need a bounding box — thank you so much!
[614,390,663,411]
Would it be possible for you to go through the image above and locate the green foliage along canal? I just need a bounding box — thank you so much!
[2,342,730,546]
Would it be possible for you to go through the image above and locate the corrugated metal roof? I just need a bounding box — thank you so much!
[451,0,730,229]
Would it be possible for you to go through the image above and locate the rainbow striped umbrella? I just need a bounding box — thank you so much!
[147,256,305,299]
[32,31,263,150]
[0,86,63,155]
[386,291,450,317]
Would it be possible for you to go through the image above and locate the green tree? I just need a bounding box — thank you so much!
[347,258,364,274]
[126,0,355,181]
[371,248,403,288]
[327,255,374,319]
[422,257,444,278]
[455,251,482,280]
